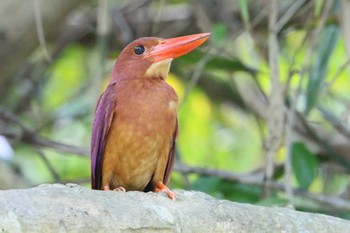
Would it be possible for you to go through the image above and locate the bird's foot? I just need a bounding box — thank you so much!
[103,185,126,192]
[113,187,126,192]
[154,181,176,200]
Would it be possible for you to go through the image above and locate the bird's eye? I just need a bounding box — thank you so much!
[134,45,145,55]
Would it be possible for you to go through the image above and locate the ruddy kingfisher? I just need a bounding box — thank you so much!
[91,33,210,200]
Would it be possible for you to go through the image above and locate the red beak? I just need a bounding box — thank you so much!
[146,33,210,62]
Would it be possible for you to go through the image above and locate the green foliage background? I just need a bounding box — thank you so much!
[1,0,350,220]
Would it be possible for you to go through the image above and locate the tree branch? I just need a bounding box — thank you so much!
[264,0,286,198]
[0,107,89,156]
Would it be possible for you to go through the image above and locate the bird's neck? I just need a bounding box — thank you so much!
[144,58,173,79]
[109,74,166,86]
[110,58,173,84]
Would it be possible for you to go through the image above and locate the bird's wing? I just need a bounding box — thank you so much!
[163,119,178,185]
[91,84,116,190]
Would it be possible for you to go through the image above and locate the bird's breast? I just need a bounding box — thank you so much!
[116,79,178,131]
[103,79,178,190]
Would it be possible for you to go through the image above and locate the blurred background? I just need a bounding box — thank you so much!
[1,0,350,219]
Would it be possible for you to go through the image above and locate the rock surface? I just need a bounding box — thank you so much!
[0,184,349,233]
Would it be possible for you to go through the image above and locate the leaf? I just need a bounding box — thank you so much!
[314,0,325,17]
[211,23,227,47]
[291,142,319,189]
[305,24,339,115]
[221,183,261,203]
[190,176,224,196]
[178,50,257,75]
[190,177,261,203]
[44,45,86,110]
[238,0,250,26]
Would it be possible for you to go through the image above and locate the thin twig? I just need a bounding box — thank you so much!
[150,0,165,35]
[284,73,302,205]
[1,130,89,157]
[33,0,51,62]
[112,7,133,44]
[179,46,213,107]
[0,107,89,157]
[35,148,61,182]
[318,106,350,142]
[97,0,110,38]
[95,0,110,104]
[33,137,89,156]
[122,0,151,13]
[340,0,350,60]
[275,0,306,32]
[321,58,350,97]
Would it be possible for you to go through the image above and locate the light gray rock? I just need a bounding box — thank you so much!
[0,184,349,233]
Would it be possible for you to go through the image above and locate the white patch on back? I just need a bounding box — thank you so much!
[168,100,177,110]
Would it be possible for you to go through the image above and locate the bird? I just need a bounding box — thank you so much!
[91,32,210,200]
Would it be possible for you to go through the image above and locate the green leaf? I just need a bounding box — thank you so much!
[291,142,319,189]
[43,45,86,110]
[238,0,250,26]
[178,50,257,75]
[314,0,325,17]
[221,183,261,203]
[190,176,224,196]
[190,177,261,203]
[305,24,339,114]
[211,23,227,47]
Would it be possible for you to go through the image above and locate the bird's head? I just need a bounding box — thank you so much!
[111,33,210,81]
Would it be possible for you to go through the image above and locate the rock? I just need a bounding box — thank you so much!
[0,184,349,233]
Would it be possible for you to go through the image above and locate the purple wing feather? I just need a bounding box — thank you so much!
[91,84,116,189]
[163,119,178,185]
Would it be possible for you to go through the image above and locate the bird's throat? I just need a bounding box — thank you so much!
[144,58,173,79]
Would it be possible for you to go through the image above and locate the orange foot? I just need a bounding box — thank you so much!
[103,185,126,192]
[154,181,176,200]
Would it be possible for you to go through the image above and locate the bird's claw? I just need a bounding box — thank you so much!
[113,187,126,192]
[155,181,176,200]
[103,185,126,192]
